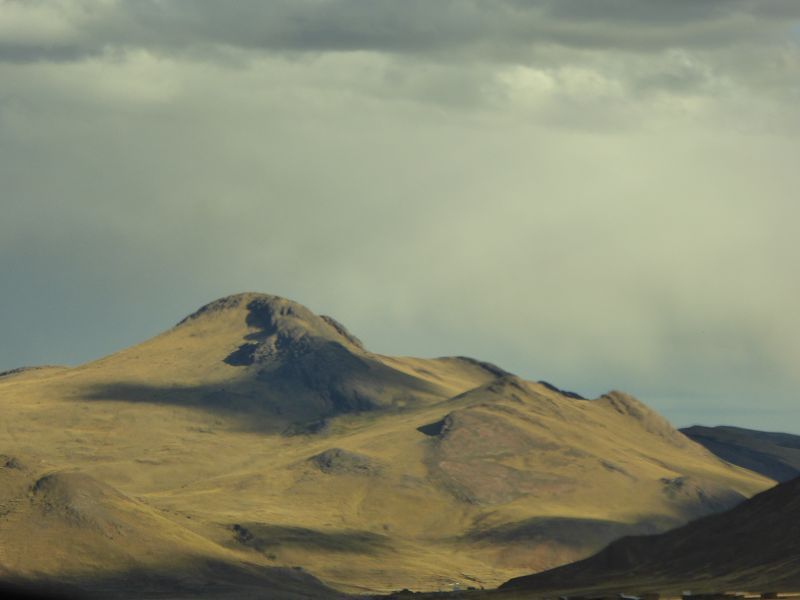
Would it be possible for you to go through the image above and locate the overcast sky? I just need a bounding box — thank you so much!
[2,0,799,432]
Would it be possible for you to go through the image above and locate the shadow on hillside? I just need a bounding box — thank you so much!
[0,581,80,600]
[231,523,392,555]
[76,343,443,435]
[0,558,344,600]
[77,380,298,434]
[682,429,800,482]
[463,515,672,549]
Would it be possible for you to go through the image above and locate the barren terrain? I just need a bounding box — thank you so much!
[0,293,774,597]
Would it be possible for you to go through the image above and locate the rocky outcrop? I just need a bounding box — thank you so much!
[309,448,381,476]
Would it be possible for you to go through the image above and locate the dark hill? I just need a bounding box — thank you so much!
[501,475,800,593]
[681,425,800,482]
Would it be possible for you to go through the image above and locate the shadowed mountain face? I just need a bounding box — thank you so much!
[200,295,441,415]
[160,294,467,423]
[0,293,774,595]
[681,425,800,482]
[62,293,504,435]
[501,475,800,594]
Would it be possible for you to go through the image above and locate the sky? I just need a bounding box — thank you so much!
[1,0,799,432]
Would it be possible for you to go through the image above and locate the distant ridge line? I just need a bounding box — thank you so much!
[0,365,67,379]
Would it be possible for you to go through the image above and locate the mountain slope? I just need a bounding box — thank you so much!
[0,293,773,595]
[681,425,800,482]
[501,475,800,594]
[0,454,341,599]
[66,293,501,430]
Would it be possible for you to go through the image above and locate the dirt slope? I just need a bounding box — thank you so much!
[0,293,773,595]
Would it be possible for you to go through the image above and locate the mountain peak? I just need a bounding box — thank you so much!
[178,292,307,326]
[163,292,452,418]
[177,292,363,353]
[597,391,689,447]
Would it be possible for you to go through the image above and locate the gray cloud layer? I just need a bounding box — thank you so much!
[1,1,799,431]
[3,0,799,59]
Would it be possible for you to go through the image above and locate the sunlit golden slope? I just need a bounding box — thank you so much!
[0,454,341,599]
[0,293,773,596]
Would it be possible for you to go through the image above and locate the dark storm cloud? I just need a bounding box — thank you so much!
[2,0,799,64]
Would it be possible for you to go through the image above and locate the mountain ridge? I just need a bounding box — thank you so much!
[0,292,774,596]
[681,425,800,482]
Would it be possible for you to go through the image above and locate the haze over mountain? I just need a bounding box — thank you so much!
[501,474,800,595]
[0,293,772,597]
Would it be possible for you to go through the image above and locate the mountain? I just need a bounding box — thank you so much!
[0,293,773,596]
[681,425,800,482]
[500,475,800,595]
